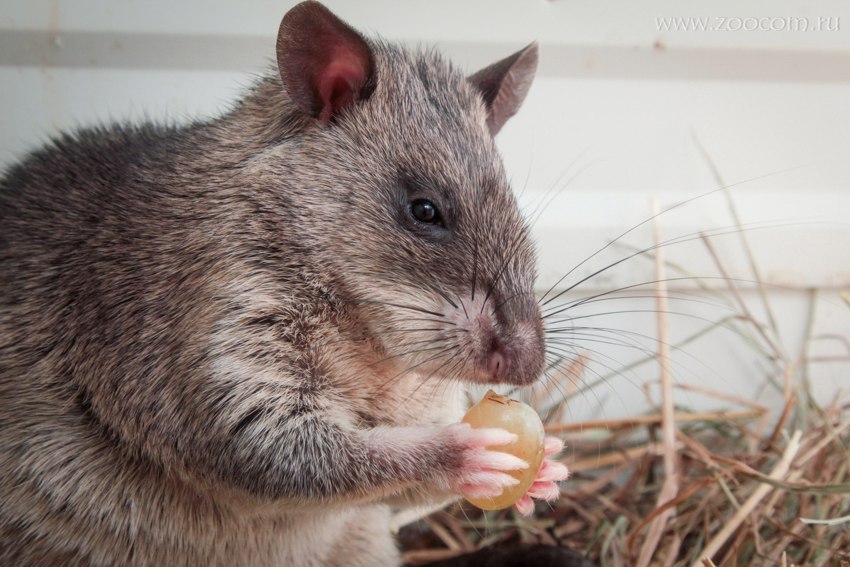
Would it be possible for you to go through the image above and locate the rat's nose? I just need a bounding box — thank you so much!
[487,347,506,381]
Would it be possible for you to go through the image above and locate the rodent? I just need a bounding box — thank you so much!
[0,2,562,565]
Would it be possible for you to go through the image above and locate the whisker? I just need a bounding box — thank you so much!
[365,335,466,369]
[318,327,461,350]
[401,317,459,326]
[333,296,446,318]
[424,282,458,310]
[544,307,728,329]
[539,219,809,311]
[408,345,473,403]
[493,289,537,314]
[527,165,601,235]
[542,346,625,417]
[374,343,459,395]
[471,233,479,301]
[379,327,468,335]
[535,368,583,424]
[480,224,528,314]
[544,291,733,312]
[524,150,594,230]
[541,276,784,320]
[545,343,644,400]
[536,165,809,306]
[547,328,718,385]
[458,296,469,320]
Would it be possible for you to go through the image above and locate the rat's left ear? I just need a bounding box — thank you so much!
[276,1,375,124]
[468,42,538,136]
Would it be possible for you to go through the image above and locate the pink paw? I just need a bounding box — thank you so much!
[514,436,570,516]
[443,423,528,499]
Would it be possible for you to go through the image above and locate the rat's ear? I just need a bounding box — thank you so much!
[276,1,375,123]
[468,42,538,136]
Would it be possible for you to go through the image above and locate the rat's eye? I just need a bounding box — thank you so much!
[410,199,440,224]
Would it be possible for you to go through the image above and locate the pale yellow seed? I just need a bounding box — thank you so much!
[462,389,545,510]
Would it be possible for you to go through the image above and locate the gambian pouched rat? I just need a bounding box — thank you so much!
[0,2,570,565]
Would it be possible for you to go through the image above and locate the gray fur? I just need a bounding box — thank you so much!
[0,3,542,565]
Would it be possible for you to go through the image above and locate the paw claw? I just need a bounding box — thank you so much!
[476,450,528,471]
[514,495,534,516]
[536,459,570,483]
[460,483,505,499]
[526,481,561,501]
[461,471,518,489]
[449,423,517,448]
[544,436,565,456]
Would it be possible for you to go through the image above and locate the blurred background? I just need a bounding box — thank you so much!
[2,0,849,424]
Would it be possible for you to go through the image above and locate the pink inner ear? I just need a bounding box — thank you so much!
[317,53,368,122]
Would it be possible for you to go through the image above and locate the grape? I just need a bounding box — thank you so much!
[462,389,545,510]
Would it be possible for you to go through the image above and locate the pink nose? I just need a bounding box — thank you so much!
[487,349,506,381]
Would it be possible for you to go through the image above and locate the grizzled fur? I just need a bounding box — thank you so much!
[0,8,543,567]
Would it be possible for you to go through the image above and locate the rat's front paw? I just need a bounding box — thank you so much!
[441,423,528,499]
[514,437,570,516]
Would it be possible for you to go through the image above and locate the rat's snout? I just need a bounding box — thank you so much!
[486,345,506,381]
[484,318,545,385]
[447,292,545,386]
[489,289,546,385]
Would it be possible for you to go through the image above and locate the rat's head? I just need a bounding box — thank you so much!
[272,2,543,386]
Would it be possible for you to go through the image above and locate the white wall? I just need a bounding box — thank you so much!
[2,0,849,420]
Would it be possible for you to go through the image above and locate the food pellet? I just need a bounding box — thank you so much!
[462,389,545,510]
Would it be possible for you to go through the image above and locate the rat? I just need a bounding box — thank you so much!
[0,2,569,565]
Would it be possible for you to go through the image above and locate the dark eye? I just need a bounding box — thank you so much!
[410,199,440,224]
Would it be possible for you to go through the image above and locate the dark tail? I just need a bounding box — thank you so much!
[416,544,595,567]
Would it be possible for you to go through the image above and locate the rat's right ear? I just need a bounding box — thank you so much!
[276,1,375,124]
